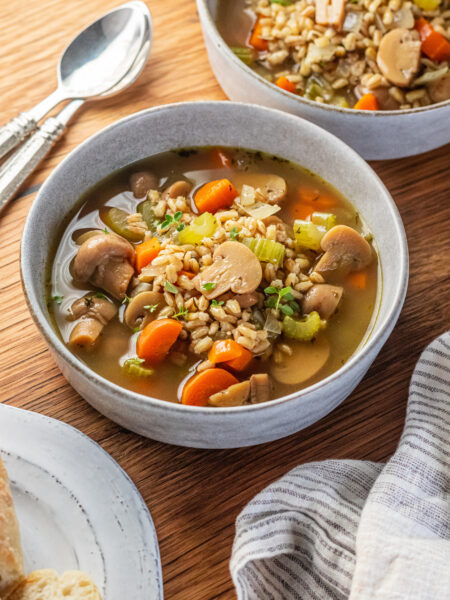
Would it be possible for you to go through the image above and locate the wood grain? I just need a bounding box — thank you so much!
[0,1,449,598]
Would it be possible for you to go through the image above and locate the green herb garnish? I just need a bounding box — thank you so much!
[127,357,145,365]
[177,223,185,232]
[271,0,292,4]
[172,306,189,321]
[51,295,64,304]
[203,282,217,292]
[134,326,140,333]
[160,212,184,232]
[121,295,131,305]
[165,281,179,294]
[264,286,296,311]
[230,227,239,241]
[143,304,159,313]
[102,227,110,234]
[211,299,224,306]
[95,292,107,299]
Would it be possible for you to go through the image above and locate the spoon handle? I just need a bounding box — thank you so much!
[0,100,84,214]
[0,113,38,161]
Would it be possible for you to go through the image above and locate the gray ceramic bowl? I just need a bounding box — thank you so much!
[21,102,408,448]
[197,0,450,160]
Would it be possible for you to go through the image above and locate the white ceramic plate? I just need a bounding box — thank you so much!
[0,404,163,599]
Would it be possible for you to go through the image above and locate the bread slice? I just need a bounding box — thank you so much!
[59,571,102,599]
[4,569,102,600]
[0,457,24,594]
[3,569,59,600]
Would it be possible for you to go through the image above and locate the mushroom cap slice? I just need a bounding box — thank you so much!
[208,380,251,407]
[124,291,165,329]
[377,28,421,87]
[129,171,158,198]
[233,173,287,205]
[302,284,343,319]
[315,225,373,275]
[271,337,330,385]
[194,241,263,299]
[162,180,193,200]
[427,73,450,104]
[73,233,135,300]
[68,296,117,347]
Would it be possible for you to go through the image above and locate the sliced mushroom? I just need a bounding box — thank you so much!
[68,295,117,347]
[427,73,450,104]
[129,280,152,297]
[377,28,421,87]
[302,284,343,319]
[249,373,272,404]
[233,173,287,205]
[194,241,263,299]
[75,229,105,246]
[124,291,165,329]
[129,171,159,198]
[315,0,345,30]
[314,225,372,275]
[234,291,261,309]
[271,337,330,385]
[208,380,251,407]
[73,233,135,300]
[162,180,193,200]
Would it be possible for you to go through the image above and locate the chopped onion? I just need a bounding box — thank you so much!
[305,43,337,65]
[343,11,363,33]
[264,310,282,336]
[391,6,414,29]
[240,201,281,219]
[240,184,256,206]
[413,66,448,86]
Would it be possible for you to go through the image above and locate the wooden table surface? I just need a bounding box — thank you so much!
[0,1,449,598]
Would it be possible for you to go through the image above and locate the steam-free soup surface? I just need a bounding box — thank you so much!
[49,147,378,407]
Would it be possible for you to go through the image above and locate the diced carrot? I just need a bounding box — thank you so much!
[354,93,379,111]
[249,16,268,51]
[194,179,238,214]
[181,368,239,406]
[415,18,450,62]
[290,187,337,220]
[135,237,160,272]
[210,148,232,168]
[178,269,196,280]
[347,270,368,289]
[292,204,314,220]
[208,340,253,372]
[137,318,182,364]
[276,76,297,94]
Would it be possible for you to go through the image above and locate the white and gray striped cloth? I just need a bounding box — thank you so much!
[231,332,450,599]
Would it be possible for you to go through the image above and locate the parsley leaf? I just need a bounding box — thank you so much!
[202,282,217,292]
[172,306,189,320]
[264,286,295,311]
[165,281,179,294]
[121,295,131,305]
[143,304,159,313]
[51,295,64,304]
[174,211,183,221]
[177,223,185,232]
[211,299,224,306]
[102,228,110,234]
[281,304,294,316]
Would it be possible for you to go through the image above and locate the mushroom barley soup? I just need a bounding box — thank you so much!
[217,0,450,110]
[49,147,378,407]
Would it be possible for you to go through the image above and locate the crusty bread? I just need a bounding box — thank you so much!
[4,569,59,600]
[0,457,24,594]
[4,570,101,600]
[59,571,102,599]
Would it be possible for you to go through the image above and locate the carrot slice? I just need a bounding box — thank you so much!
[249,16,268,51]
[415,18,450,62]
[210,148,232,168]
[135,237,160,272]
[276,76,297,94]
[181,368,239,406]
[194,179,238,214]
[208,340,253,371]
[178,269,196,280]
[347,270,368,289]
[136,318,182,364]
[290,187,337,220]
[354,93,379,111]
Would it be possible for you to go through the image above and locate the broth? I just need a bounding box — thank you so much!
[48,147,378,406]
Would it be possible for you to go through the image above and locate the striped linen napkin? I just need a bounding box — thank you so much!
[231,331,450,599]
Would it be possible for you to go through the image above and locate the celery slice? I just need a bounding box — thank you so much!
[231,46,255,66]
[293,220,326,251]
[123,358,154,377]
[242,237,285,265]
[102,207,144,242]
[178,212,217,245]
[311,212,337,230]
[138,200,159,232]
[282,312,322,341]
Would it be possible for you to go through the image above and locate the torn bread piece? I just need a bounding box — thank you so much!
[0,457,24,595]
[4,569,102,600]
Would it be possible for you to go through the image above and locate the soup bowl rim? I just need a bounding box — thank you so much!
[21,100,409,414]
[196,0,450,117]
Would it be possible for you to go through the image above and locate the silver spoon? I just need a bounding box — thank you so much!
[0,1,151,160]
[0,2,152,213]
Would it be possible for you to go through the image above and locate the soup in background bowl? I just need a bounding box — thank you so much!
[21,102,407,447]
[49,147,378,407]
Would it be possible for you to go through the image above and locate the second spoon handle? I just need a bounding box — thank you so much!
[0,113,38,161]
[0,99,84,214]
